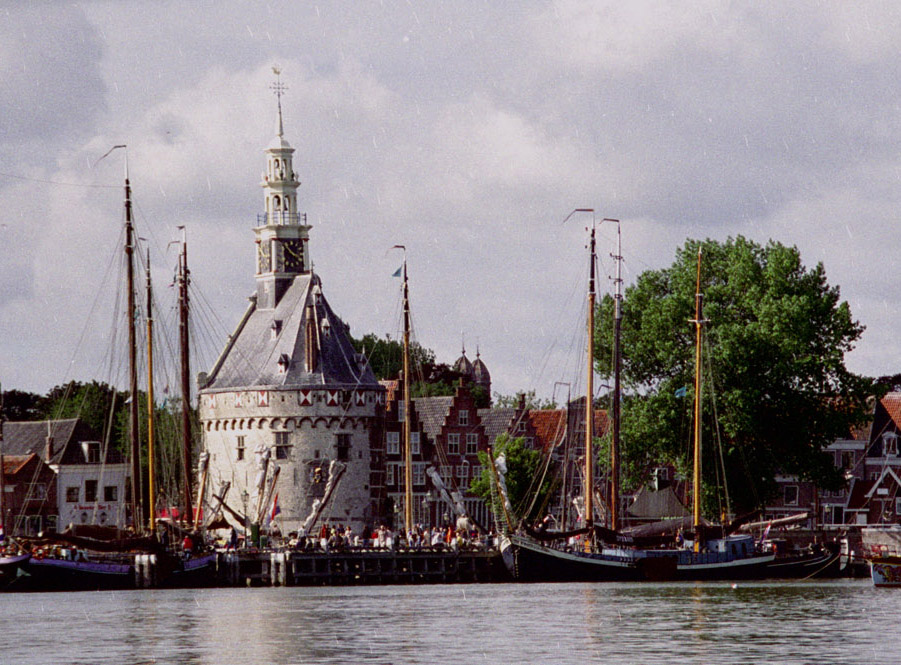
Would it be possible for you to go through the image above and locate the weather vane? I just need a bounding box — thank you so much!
[270,64,287,103]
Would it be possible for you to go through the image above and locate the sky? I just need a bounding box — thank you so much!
[2,1,901,403]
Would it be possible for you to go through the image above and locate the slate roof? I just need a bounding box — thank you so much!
[478,408,516,443]
[413,396,454,441]
[203,273,379,391]
[2,419,122,465]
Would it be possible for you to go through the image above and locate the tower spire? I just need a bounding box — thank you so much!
[271,65,287,138]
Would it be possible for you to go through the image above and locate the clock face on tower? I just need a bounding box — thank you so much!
[258,241,271,273]
[282,239,304,273]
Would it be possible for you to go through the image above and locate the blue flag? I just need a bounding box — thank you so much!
[392,266,402,278]
[674,386,688,398]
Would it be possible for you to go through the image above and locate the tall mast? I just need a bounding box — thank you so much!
[691,248,705,540]
[178,228,193,524]
[125,174,143,533]
[584,223,596,533]
[401,252,413,537]
[145,249,156,532]
[0,384,6,538]
[607,218,622,532]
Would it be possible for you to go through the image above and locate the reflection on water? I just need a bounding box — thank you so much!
[0,580,890,664]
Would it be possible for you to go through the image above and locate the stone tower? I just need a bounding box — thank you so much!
[198,70,385,536]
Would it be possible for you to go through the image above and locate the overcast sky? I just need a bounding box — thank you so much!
[2,1,901,403]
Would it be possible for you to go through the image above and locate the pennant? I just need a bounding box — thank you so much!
[392,266,402,278]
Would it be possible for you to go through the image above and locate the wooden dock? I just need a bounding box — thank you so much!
[217,548,508,586]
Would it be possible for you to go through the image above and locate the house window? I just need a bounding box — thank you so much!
[85,479,98,503]
[457,463,469,481]
[275,431,292,459]
[236,435,245,461]
[784,485,799,506]
[413,463,425,486]
[387,431,400,455]
[448,433,460,455]
[466,433,478,455]
[458,410,469,426]
[104,486,118,502]
[411,432,420,455]
[386,464,395,486]
[66,487,79,503]
[885,433,898,456]
[472,464,482,480]
[335,433,351,461]
[398,401,405,423]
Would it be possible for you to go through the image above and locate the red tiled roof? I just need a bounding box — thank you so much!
[882,393,901,431]
[2,453,37,476]
[529,410,565,452]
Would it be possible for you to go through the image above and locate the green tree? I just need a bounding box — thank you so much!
[350,333,435,381]
[471,434,555,526]
[492,389,558,410]
[40,381,129,445]
[595,236,873,514]
[0,388,44,421]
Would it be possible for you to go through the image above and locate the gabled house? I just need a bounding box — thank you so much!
[2,419,128,531]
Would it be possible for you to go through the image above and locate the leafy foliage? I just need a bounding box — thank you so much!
[492,390,558,410]
[595,237,873,513]
[471,434,556,526]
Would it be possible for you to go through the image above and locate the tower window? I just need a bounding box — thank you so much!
[274,431,291,459]
[335,433,351,461]
[236,435,245,461]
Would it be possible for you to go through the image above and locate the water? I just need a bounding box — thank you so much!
[0,580,891,664]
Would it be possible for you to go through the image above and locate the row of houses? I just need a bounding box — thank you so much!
[7,390,901,537]
[767,393,901,529]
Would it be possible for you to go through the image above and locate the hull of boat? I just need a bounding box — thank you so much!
[764,545,842,579]
[870,556,901,587]
[502,535,777,582]
[0,554,31,590]
[158,552,218,588]
[21,556,136,591]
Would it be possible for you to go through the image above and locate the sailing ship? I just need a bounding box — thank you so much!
[10,158,216,591]
[500,218,775,582]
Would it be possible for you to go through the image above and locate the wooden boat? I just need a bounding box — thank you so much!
[501,221,774,582]
[869,555,901,587]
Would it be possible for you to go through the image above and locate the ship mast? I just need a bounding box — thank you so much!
[584,223,596,534]
[178,228,194,524]
[145,249,157,533]
[125,172,143,534]
[399,248,413,537]
[606,218,622,532]
[690,248,705,545]
[0,384,6,538]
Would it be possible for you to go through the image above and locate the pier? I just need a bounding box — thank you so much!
[217,548,507,587]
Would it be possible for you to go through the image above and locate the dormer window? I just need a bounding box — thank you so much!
[321,318,331,338]
[277,353,290,374]
[81,441,101,464]
[271,320,283,339]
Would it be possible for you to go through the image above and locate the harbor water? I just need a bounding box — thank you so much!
[0,579,891,664]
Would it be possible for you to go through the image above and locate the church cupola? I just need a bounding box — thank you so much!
[255,66,312,309]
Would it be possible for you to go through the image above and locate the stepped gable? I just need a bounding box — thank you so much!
[413,396,454,441]
[2,419,122,465]
[478,408,516,444]
[203,273,378,391]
